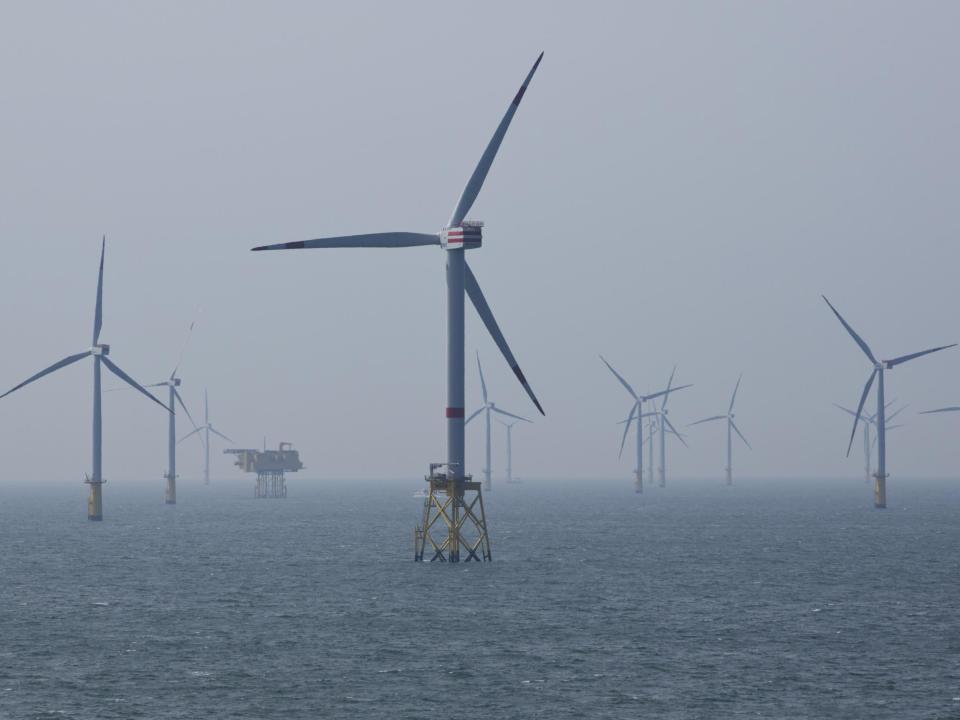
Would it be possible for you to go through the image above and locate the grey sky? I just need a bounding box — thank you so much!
[1,1,959,483]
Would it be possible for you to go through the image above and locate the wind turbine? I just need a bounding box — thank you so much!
[690,375,750,485]
[834,401,903,483]
[466,353,532,491]
[251,55,546,562]
[496,418,526,484]
[179,389,234,485]
[823,296,955,508]
[601,355,691,493]
[0,238,170,520]
[653,366,688,488]
[145,323,201,505]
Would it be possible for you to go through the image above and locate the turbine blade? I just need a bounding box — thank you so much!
[885,344,957,368]
[209,427,235,444]
[919,406,960,414]
[599,355,638,401]
[822,295,877,364]
[101,357,171,413]
[448,52,544,227]
[93,236,105,345]
[178,426,204,444]
[173,388,200,432]
[491,407,532,423]
[643,384,692,402]
[847,369,877,457]
[171,320,196,379]
[464,262,543,414]
[618,403,637,459]
[885,404,908,423]
[661,365,677,411]
[252,232,440,251]
[730,419,752,449]
[884,423,905,431]
[0,351,91,400]
[689,415,726,426]
[728,374,742,414]
[465,407,484,426]
[833,403,859,419]
[476,352,488,405]
[662,415,688,447]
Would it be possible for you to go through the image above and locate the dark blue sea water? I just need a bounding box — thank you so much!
[1,477,958,719]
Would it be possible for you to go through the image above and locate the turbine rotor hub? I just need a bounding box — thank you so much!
[91,344,110,356]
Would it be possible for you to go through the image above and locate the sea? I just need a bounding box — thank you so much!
[1,476,958,719]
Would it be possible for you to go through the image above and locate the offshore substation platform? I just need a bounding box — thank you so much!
[224,442,304,498]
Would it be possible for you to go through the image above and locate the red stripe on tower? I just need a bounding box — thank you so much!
[446,407,465,418]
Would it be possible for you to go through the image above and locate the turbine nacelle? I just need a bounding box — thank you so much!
[90,344,110,356]
[441,221,483,251]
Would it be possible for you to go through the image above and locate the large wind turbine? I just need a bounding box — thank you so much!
[601,356,691,493]
[653,366,688,488]
[251,55,546,562]
[823,296,955,508]
[496,418,525,484]
[146,323,201,505]
[834,401,904,483]
[0,239,170,520]
[690,375,751,485]
[466,353,532,491]
[180,389,234,485]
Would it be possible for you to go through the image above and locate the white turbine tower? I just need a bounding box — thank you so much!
[823,296,955,508]
[0,238,171,520]
[145,323,201,505]
[496,418,525,484]
[601,356,691,494]
[179,389,234,485]
[690,375,751,485]
[466,353,532,491]
[251,55,546,562]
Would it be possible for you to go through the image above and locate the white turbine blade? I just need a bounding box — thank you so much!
[919,406,960,414]
[252,232,440,251]
[209,427,235,444]
[885,404,909,423]
[448,52,544,227]
[476,352,488,405]
[173,388,200,432]
[689,415,725,426]
[661,365,677,411]
[847,369,877,457]
[662,415,688,448]
[728,374,743,414]
[465,407,484,426]
[730,419,752,449]
[833,403,859,419]
[618,403,637,459]
[885,344,957,368]
[822,295,877,364]
[0,351,91,400]
[171,320,196,379]
[101,357,171,413]
[465,262,543,415]
[491,407,532,423]
[93,236,105,345]
[643,384,692,403]
[178,426,204,444]
[885,423,905,431]
[599,355,638,401]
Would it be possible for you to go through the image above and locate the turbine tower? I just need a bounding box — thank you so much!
[601,355,691,493]
[180,389,234,485]
[251,55,546,562]
[823,296,955,508]
[466,353,532,491]
[653,366,688,488]
[690,375,751,485]
[146,323,201,505]
[0,238,170,520]
[496,418,525,484]
[834,401,903,483]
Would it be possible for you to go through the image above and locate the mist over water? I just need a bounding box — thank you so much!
[2,478,958,719]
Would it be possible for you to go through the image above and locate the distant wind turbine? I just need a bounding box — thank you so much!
[0,238,171,520]
[601,355,691,493]
[834,401,904,483]
[466,353,532,491]
[179,389,234,485]
[823,296,955,508]
[496,418,525,484]
[652,366,688,488]
[690,375,750,485]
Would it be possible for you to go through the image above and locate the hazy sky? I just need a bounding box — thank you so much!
[2,1,959,484]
